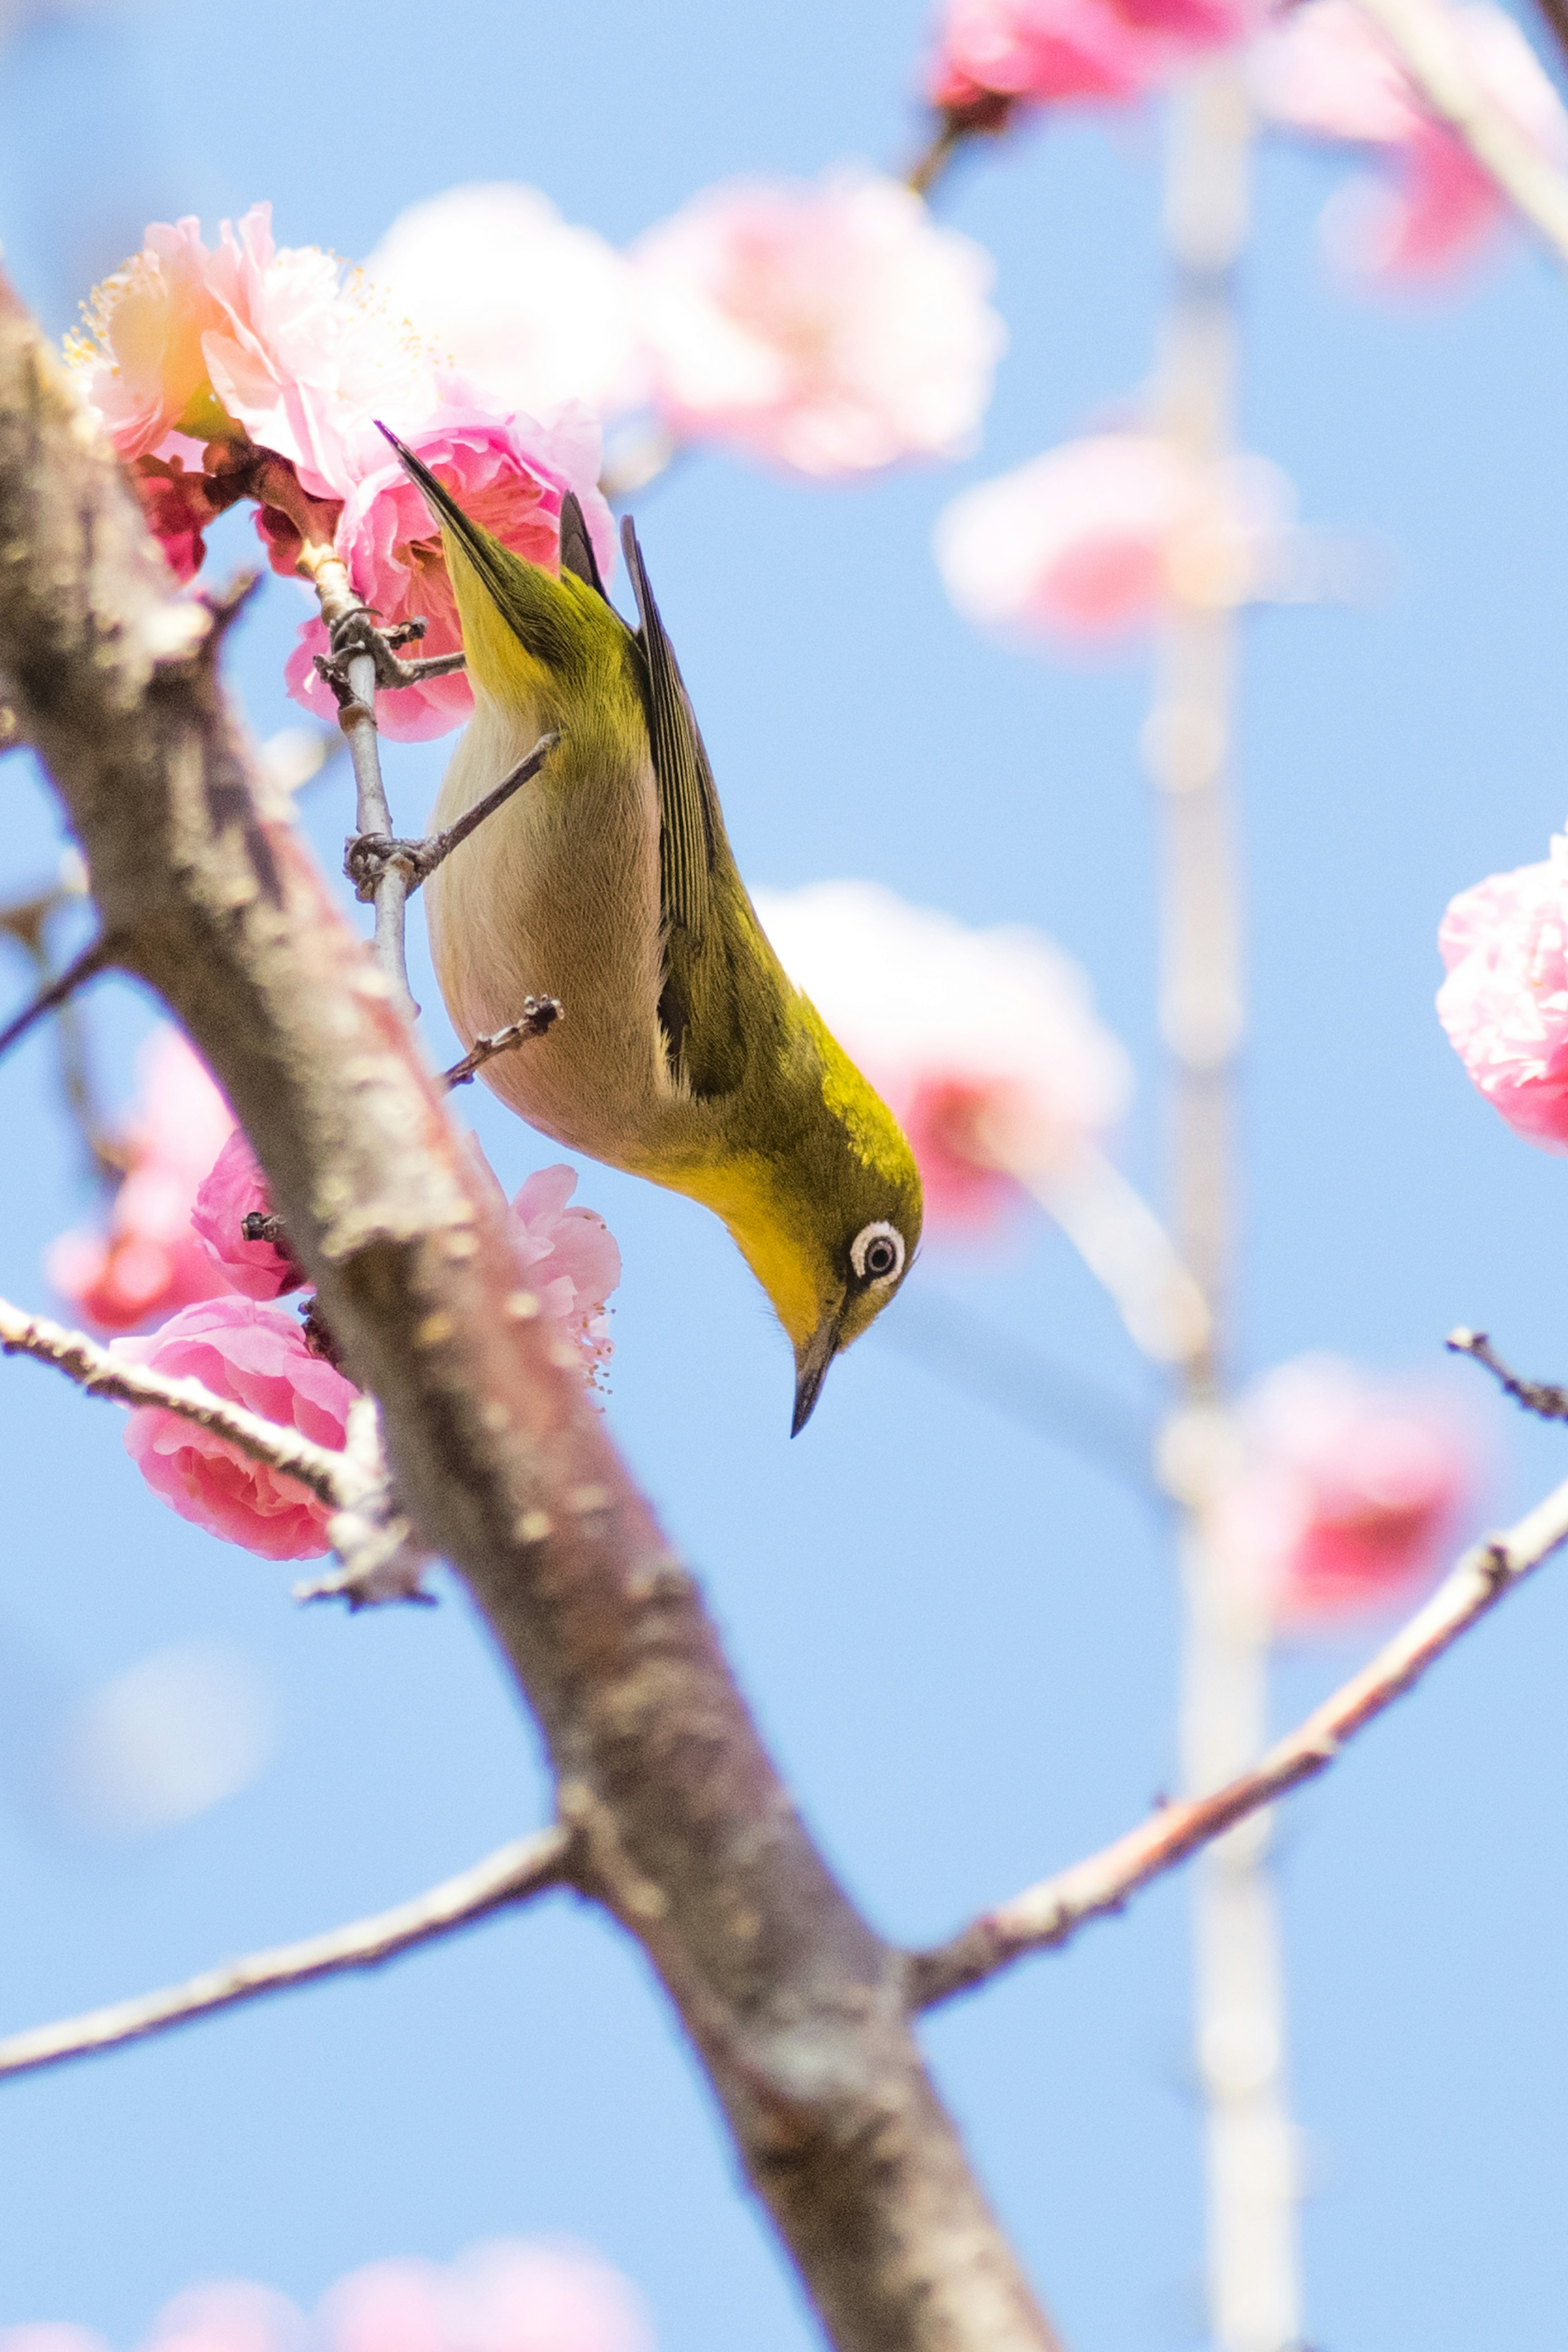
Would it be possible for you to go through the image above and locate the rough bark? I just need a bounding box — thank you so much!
[0,273,1059,2352]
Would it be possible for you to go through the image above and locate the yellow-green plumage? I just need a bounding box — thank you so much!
[387,434,922,1431]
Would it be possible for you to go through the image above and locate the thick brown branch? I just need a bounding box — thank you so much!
[911,1471,1568,2007]
[0,1829,571,2080]
[0,267,1059,2352]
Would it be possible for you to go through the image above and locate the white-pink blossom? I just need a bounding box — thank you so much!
[367,183,648,422]
[1213,1356,1477,1630]
[632,169,1005,477]
[754,880,1130,1231]
[935,431,1296,641]
[1436,834,1568,1148]
[1253,0,1568,278]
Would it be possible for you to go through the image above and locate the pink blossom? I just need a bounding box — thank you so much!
[509,1165,622,1384]
[631,169,1005,477]
[1214,1356,1476,1630]
[1436,835,1568,1147]
[285,405,613,741]
[47,1026,236,1334]
[367,184,648,422]
[114,1298,356,1559]
[927,0,1258,114]
[190,1127,305,1299]
[1252,0,1568,279]
[754,880,1130,1231]
[935,432,1296,642]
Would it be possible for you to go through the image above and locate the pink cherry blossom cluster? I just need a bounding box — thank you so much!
[1436,833,1568,1148]
[921,0,1564,283]
[1212,1356,1478,1630]
[755,880,1131,1230]
[47,1027,621,1560]
[71,178,1003,735]
[0,2239,650,2352]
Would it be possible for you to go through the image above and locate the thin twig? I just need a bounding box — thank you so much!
[346,733,558,904]
[441,998,563,1088]
[0,932,112,1061]
[1352,0,1568,268]
[1448,1325,1568,1421]
[0,1828,572,2081]
[910,1467,1568,2008]
[0,1296,360,1508]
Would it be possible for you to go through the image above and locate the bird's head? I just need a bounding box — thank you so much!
[684,1011,923,1434]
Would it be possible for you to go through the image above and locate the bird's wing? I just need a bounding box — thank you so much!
[558,492,608,600]
[621,517,757,1098]
[620,516,719,941]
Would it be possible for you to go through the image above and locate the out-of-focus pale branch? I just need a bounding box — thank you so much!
[911,1466,1568,2007]
[1352,0,1568,266]
[0,1829,572,2081]
[0,1295,362,1507]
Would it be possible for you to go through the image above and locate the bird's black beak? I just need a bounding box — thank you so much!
[791,1315,840,1438]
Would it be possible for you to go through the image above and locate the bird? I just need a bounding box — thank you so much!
[379,429,923,1434]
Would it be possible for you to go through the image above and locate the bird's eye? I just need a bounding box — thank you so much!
[851,1221,904,1287]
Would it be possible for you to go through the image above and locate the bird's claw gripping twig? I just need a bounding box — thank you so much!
[343,734,559,904]
[312,607,468,699]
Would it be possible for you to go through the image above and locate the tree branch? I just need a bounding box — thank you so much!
[0,1295,361,1508]
[0,931,112,1060]
[0,266,1060,2352]
[0,1829,572,2080]
[441,999,563,1088]
[1448,1324,1568,1421]
[910,1468,1568,2007]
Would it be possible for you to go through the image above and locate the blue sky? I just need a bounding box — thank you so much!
[1,2,1568,2348]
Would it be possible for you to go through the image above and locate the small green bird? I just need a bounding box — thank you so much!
[381,432,922,1432]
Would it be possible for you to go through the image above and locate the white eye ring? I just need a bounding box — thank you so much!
[851,1221,905,1287]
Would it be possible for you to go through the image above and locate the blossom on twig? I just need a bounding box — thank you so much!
[632,168,1005,477]
[112,1297,358,1560]
[190,1127,305,1299]
[283,405,613,740]
[754,880,1130,1230]
[509,1164,622,1387]
[925,0,1259,119]
[366,182,648,423]
[1252,0,1568,278]
[935,431,1297,642]
[46,1026,235,1334]
[1212,1355,1478,1630]
[1436,834,1568,1148]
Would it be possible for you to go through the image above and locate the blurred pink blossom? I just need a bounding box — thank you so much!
[191,1128,305,1300]
[1214,1356,1477,1630]
[1252,0,1568,278]
[367,184,648,422]
[753,880,1130,1230]
[284,405,612,740]
[0,2243,648,2352]
[632,169,1005,477]
[935,432,1296,642]
[47,1027,236,1334]
[114,1296,356,1559]
[1436,835,1568,1147]
[928,0,1256,112]
[509,1165,623,1385]
[321,2243,650,2352]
